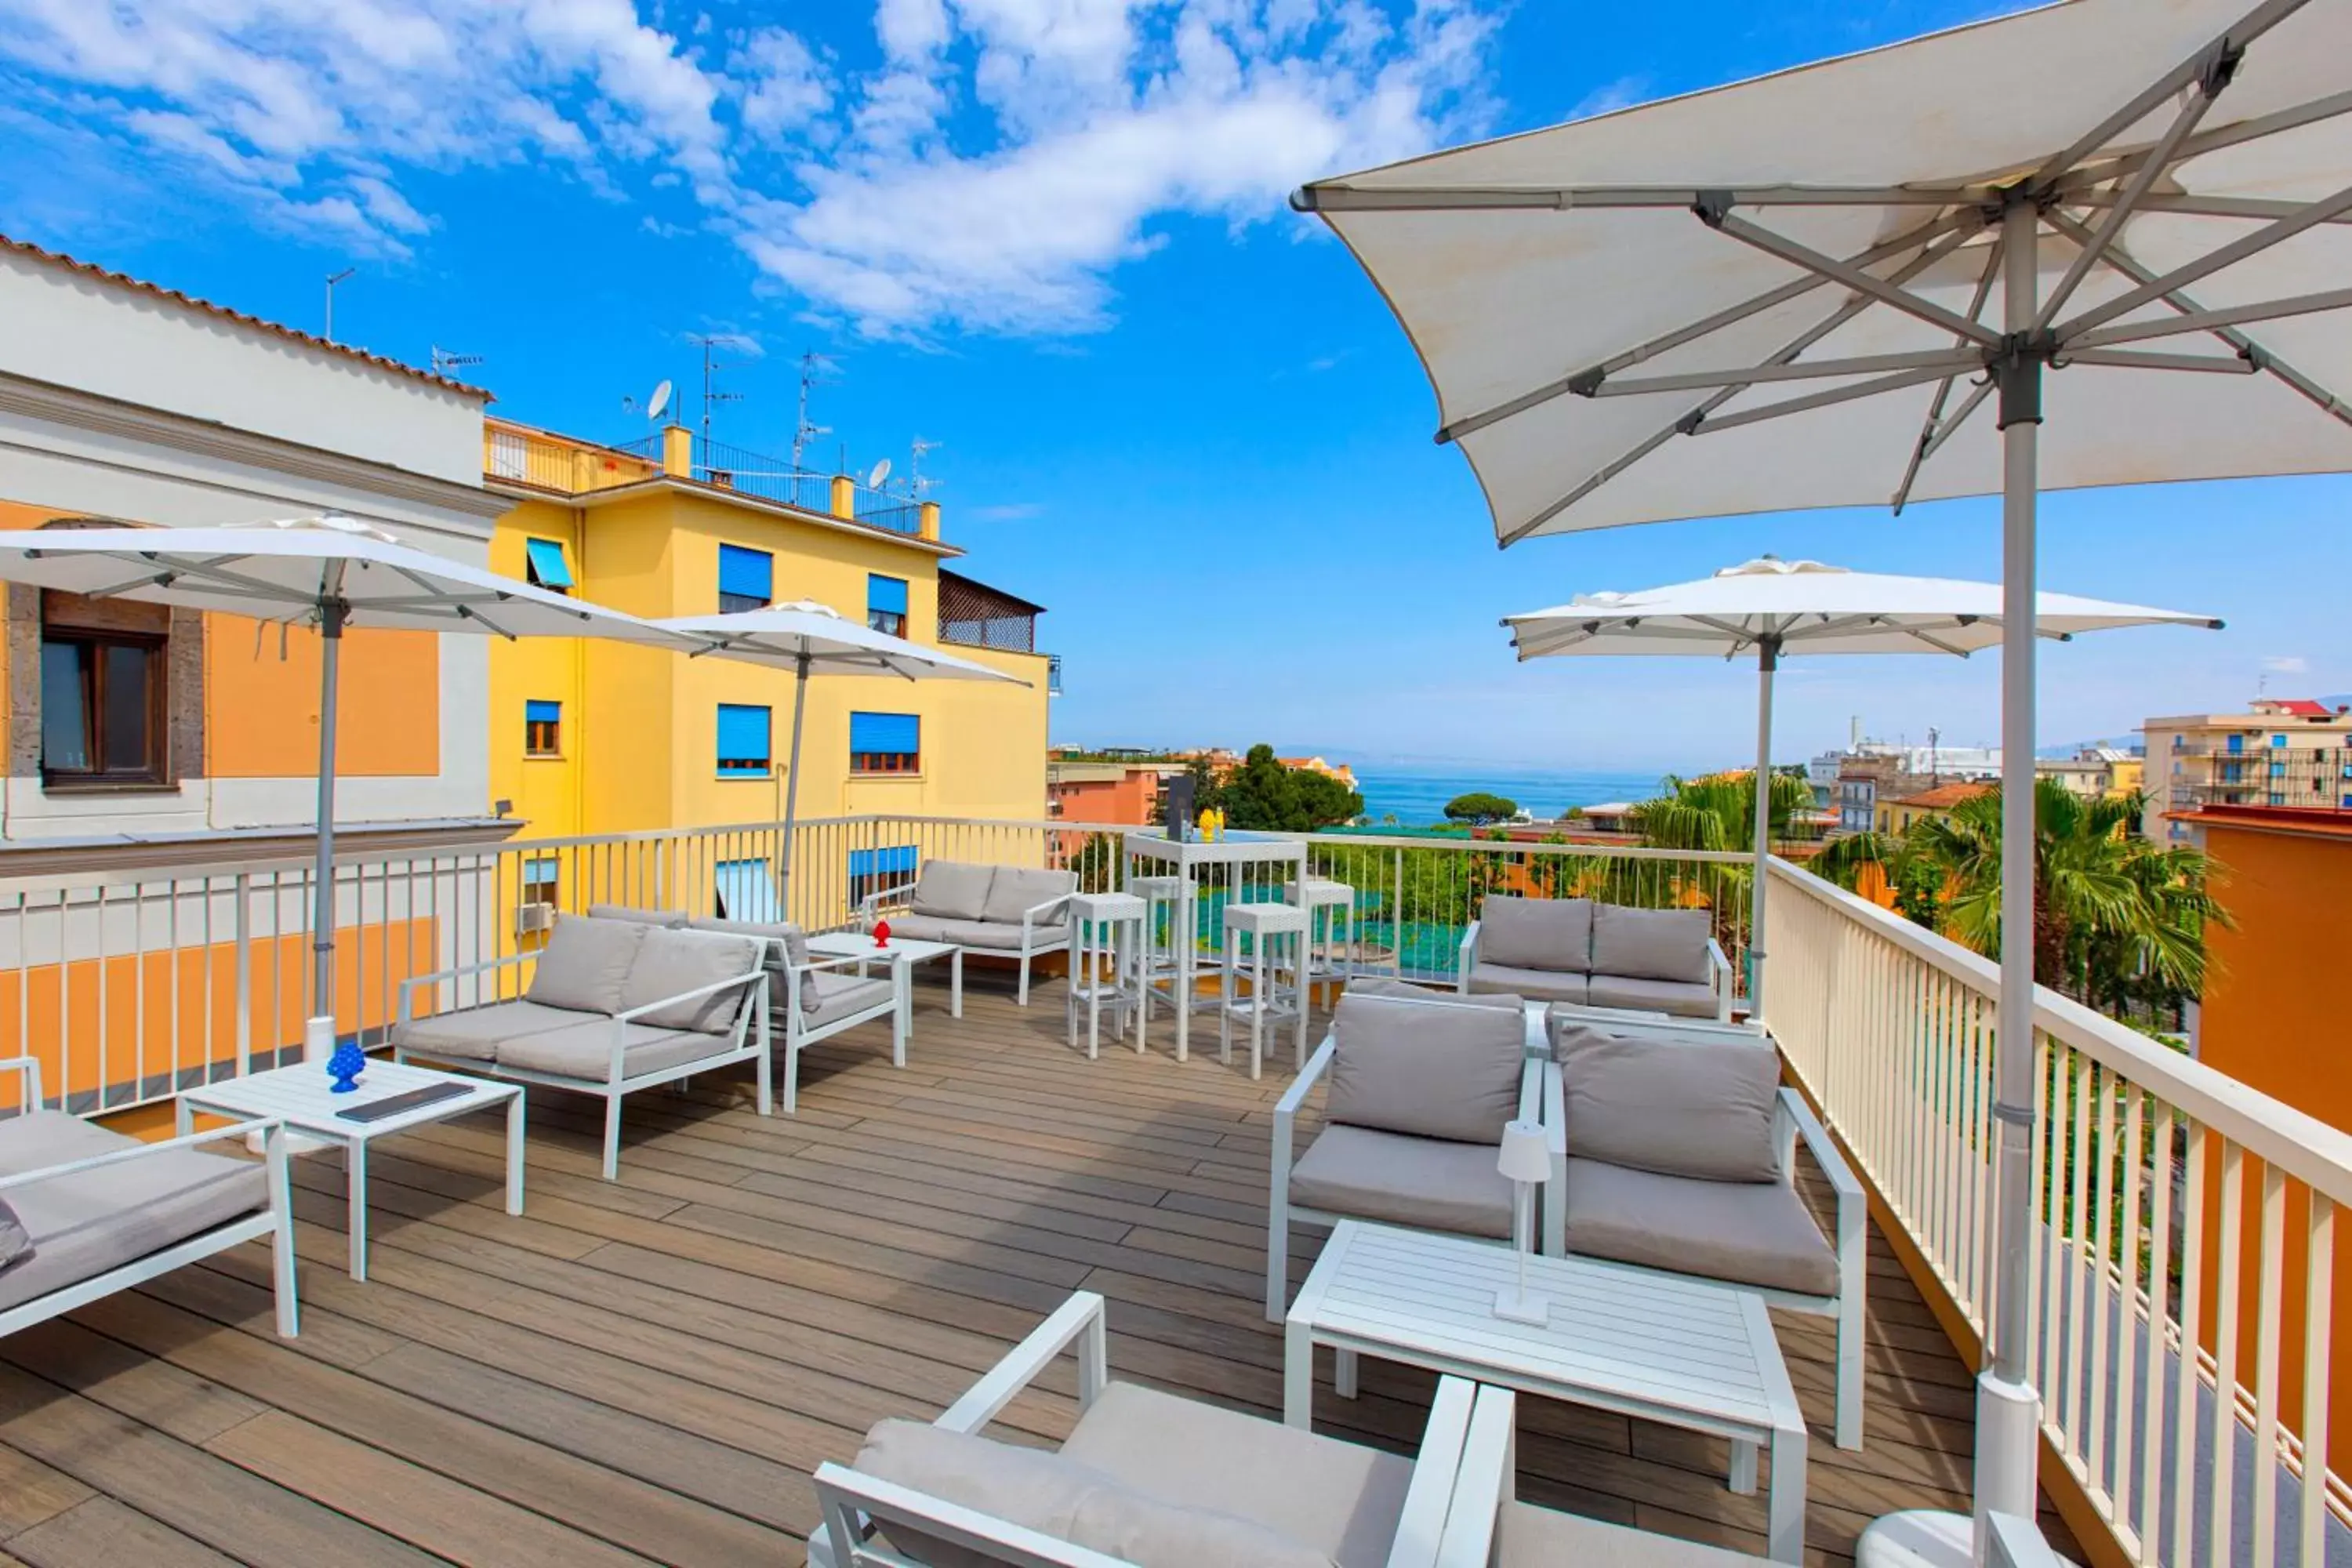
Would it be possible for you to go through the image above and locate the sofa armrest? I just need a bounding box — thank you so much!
[0,1112,285,1195]
[1385,1377,1481,1568]
[858,879,919,918]
[1022,895,1073,933]
[938,1290,1109,1433]
[1432,1383,1517,1568]
[1274,1037,1337,1187]
[1455,920,1481,994]
[1778,1085,1865,1292]
[400,951,535,1024]
[0,1054,42,1109]
[1708,937,1733,1020]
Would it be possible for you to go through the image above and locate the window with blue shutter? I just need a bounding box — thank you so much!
[718,544,772,613]
[867,574,909,637]
[521,853,560,909]
[848,845,918,905]
[524,699,561,757]
[717,703,771,776]
[524,538,572,593]
[849,712,920,774]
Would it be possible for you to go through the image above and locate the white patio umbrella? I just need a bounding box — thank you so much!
[1298,0,2352,1555]
[655,601,1027,909]
[0,515,705,1059]
[1504,556,2220,1022]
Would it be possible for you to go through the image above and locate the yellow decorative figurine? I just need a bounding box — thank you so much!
[1196,808,1218,843]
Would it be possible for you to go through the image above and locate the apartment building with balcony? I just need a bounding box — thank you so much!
[2144,696,2352,840]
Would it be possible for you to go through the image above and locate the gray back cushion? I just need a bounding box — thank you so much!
[690,917,818,1013]
[1480,896,1592,972]
[1590,904,1713,984]
[1555,1023,1779,1182]
[982,866,1078,925]
[1346,976,1524,1013]
[1327,993,1524,1145]
[853,1418,1336,1568]
[909,860,993,920]
[586,903,688,928]
[621,928,761,1033]
[526,916,647,1014]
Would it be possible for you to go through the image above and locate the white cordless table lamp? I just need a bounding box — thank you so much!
[1494,1120,1552,1326]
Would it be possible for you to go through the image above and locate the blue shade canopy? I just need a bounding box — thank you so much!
[850,712,919,755]
[525,699,561,724]
[714,858,781,922]
[718,544,772,605]
[849,845,918,879]
[867,575,909,615]
[524,538,572,590]
[716,703,771,771]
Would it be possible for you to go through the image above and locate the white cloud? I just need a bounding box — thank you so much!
[0,1,1504,336]
[1566,73,1648,122]
[2264,654,2310,674]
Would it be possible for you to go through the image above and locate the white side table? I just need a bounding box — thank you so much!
[806,932,964,1048]
[1066,890,1145,1059]
[177,1058,524,1283]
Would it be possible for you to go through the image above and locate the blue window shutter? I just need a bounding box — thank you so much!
[714,858,780,922]
[848,845,918,878]
[849,712,920,755]
[717,704,771,769]
[522,856,560,887]
[524,538,573,589]
[718,545,773,605]
[525,700,561,724]
[868,575,909,616]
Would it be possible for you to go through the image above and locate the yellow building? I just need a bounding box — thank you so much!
[1875,780,1991,836]
[480,418,1053,856]
[2143,697,2352,842]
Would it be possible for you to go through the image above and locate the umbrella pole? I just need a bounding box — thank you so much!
[777,652,809,920]
[305,596,348,1069]
[1747,639,1778,1023]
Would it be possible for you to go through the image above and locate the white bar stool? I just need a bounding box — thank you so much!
[1285,877,1356,997]
[1066,891,1145,1059]
[1129,874,1185,1037]
[1219,902,1309,1080]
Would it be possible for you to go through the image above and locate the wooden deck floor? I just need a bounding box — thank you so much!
[0,975,2079,1567]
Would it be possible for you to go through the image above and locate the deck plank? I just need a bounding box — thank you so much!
[36,983,2078,1567]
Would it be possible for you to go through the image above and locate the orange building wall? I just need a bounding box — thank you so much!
[1051,772,1162,826]
[2194,815,2352,1448]
[205,615,441,777]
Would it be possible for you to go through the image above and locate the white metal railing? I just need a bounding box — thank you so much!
[1766,857,2352,1568]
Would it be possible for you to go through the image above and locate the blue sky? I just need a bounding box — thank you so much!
[1,1,2342,774]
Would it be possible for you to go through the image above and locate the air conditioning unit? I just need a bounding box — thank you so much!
[514,902,556,935]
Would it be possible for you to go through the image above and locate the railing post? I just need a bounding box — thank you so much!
[233,873,252,1080]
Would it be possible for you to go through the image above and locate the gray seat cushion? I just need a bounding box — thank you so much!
[1060,1380,1411,1566]
[1470,962,1588,1004]
[1498,1501,1766,1566]
[982,866,1077,925]
[1327,993,1523,1144]
[936,917,1066,951]
[619,928,760,1033]
[873,913,953,944]
[1586,973,1722,1018]
[855,1412,1340,1567]
[391,998,586,1062]
[0,1196,28,1272]
[526,915,646,1014]
[804,971,897,1028]
[1480,896,1592,972]
[691,917,817,1014]
[1563,1157,1839,1298]
[587,903,688,928]
[0,1110,267,1312]
[1591,905,1714,985]
[495,1019,738,1081]
[1555,1024,1778,1183]
[1290,1124,1514,1240]
[909,861,993,920]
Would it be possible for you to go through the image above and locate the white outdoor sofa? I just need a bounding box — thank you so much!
[393,912,770,1179]
[809,1290,1483,1568]
[858,860,1076,1006]
[1537,1011,1867,1450]
[1269,987,1547,1323]
[1457,895,1733,1020]
[0,1056,297,1340]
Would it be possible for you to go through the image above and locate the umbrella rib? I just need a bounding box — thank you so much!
[2032,82,2221,333]
[2054,181,2352,339]
[1918,379,1997,468]
[2058,348,2258,375]
[1593,349,1980,398]
[2068,191,2352,227]
[2060,284,2352,350]
[1706,212,2003,345]
[1443,206,1980,445]
[1893,230,2005,514]
[1690,364,1965,438]
[1298,183,1986,214]
[1904,628,1976,658]
[2053,86,2352,198]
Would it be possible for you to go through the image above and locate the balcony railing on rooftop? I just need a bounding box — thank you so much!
[3,815,2344,1566]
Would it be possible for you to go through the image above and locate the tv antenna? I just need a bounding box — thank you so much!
[685,333,750,445]
[909,437,943,498]
[865,458,892,492]
[791,350,836,470]
[323,267,355,343]
[622,379,674,422]
[430,345,485,378]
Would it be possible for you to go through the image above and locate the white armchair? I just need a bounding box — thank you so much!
[810,1290,1488,1568]
[0,1057,297,1340]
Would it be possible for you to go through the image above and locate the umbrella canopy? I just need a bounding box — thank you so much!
[1299,0,2352,1551]
[1504,556,2220,1018]
[0,515,705,1039]
[655,601,1027,907]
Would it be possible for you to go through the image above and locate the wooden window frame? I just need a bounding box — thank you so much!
[851,748,920,775]
[40,627,169,789]
[524,701,562,759]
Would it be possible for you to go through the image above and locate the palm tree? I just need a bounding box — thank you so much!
[1630,769,1817,855]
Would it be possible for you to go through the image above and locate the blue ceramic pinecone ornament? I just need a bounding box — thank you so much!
[327,1039,366,1094]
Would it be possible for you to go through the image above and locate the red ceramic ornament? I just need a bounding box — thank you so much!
[873,920,892,948]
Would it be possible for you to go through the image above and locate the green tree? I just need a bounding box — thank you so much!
[1629,771,1814,853]
[1443,791,1519,824]
[1218,745,1364,832]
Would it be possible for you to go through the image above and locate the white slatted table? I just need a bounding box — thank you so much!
[176,1058,523,1283]
[807,932,964,1047]
[1284,1219,1808,1565]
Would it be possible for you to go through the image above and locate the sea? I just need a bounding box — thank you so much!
[1348,762,1672,829]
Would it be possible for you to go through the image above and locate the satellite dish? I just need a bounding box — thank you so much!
[866,458,892,488]
[647,379,673,422]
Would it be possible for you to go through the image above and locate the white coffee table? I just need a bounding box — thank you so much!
[176,1058,524,1283]
[807,932,964,1038]
[1285,1219,1808,1564]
